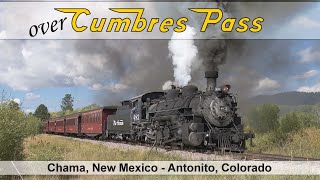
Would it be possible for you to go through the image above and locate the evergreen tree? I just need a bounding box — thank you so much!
[61,94,74,112]
[34,104,50,120]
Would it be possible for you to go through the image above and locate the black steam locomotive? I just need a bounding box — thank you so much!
[107,71,254,152]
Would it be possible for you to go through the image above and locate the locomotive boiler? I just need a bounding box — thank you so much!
[145,71,254,151]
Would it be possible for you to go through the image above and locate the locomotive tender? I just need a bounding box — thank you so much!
[44,71,254,152]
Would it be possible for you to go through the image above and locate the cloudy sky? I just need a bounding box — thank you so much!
[0,2,320,113]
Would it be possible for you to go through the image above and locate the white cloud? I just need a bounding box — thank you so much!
[294,70,319,80]
[0,40,116,91]
[90,83,104,91]
[297,84,320,92]
[294,16,320,29]
[24,109,34,114]
[21,48,32,59]
[0,31,6,39]
[298,47,320,63]
[89,83,128,92]
[255,77,280,92]
[108,83,128,92]
[25,92,40,101]
[13,98,21,104]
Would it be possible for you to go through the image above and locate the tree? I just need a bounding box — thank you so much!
[34,104,50,121]
[7,100,20,111]
[248,104,280,133]
[61,94,74,112]
[280,112,301,134]
[79,104,100,112]
[0,101,41,160]
[296,111,319,128]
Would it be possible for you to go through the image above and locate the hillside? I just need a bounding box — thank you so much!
[249,91,320,106]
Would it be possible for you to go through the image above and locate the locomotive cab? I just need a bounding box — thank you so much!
[130,92,165,123]
[107,92,165,140]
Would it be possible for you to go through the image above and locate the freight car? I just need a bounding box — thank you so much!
[45,71,254,152]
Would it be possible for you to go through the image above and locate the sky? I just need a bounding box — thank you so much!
[0,2,320,113]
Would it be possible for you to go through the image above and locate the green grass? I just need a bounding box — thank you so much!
[24,134,182,161]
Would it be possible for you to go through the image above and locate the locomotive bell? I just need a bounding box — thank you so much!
[205,71,218,91]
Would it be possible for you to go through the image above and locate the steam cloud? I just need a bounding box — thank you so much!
[0,1,315,113]
[196,40,227,71]
[72,2,312,105]
[168,26,198,86]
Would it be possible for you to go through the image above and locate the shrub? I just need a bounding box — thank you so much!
[0,104,41,160]
[248,104,280,133]
[279,112,301,134]
[279,111,318,135]
[264,128,320,158]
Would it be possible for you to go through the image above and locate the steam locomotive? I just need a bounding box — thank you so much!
[44,71,254,152]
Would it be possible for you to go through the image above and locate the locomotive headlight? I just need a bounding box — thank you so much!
[222,85,231,93]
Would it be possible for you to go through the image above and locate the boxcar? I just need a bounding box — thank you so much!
[48,120,56,133]
[54,117,65,134]
[42,121,49,133]
[80,107,117,137]
[65,113,81,135]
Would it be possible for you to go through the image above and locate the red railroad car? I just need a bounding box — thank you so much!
[48,120,56,133]
[65,113,81,135]
[42,121,49,133]
[54,117,65,134]
[80,106,117,137]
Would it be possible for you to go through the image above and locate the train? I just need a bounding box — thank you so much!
[43,71,254,152]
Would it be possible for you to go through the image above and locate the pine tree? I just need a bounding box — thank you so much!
[34,104,50,120]
[61,94,74,112]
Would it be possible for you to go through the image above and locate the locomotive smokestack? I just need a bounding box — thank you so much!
[205,71,218,91]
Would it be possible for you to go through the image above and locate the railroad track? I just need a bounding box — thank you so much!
[51,134,320,161]
[239,152,320,161]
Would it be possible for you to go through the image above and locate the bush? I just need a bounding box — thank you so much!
[248,104,280,133]
[279,111,318,135]
[0,104,41,160]
[280,113,301,134]
[296,111,319,128]
[258,128,320,158]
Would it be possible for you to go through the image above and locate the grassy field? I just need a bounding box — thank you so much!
[20,134,320,180]
[24,134,182,161]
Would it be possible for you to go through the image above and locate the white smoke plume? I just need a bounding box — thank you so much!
[162,80,174,90]
[168,26,198,86]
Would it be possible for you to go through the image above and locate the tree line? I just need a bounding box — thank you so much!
[246,103,320,151]
[33,94,100,120]
[31,93,74,120]
[248,104,319,134]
